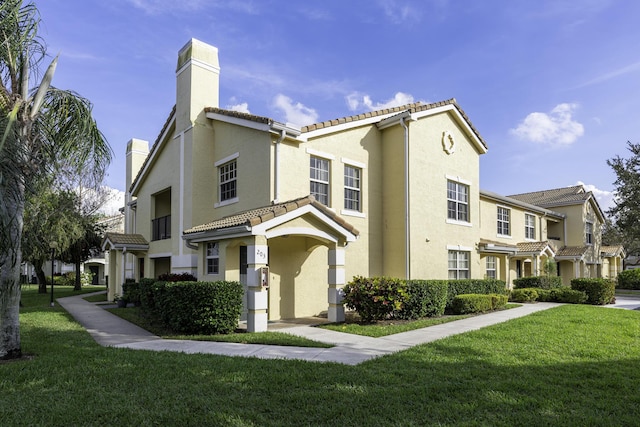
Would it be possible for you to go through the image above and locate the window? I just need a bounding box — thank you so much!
[219,160,237,202]
[448,250,470,279]
[525,214,536,240]
[344,165,361,211]
[497,207,510,236]
[310,156,330,206]
[486,256,497,279]
[447,180,469,222]
[206,243,219,274]
[586,222,593,245]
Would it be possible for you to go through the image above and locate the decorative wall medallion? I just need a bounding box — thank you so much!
[442,130,456,155]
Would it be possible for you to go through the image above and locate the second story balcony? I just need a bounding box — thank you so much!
[152,215,171,241]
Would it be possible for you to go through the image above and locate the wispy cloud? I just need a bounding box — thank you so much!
[573,61,640,89]
[376,0,423,25]
[510,103,584,146]
[226,101,250,114]
[126,0,258,15]
[346,92,416,111]
[272,94,318,126]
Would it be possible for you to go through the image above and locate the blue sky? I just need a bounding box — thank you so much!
[36,0,640,214]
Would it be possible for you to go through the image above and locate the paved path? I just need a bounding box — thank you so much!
[57,293,640,365]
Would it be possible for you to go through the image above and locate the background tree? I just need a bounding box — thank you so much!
[0,0,112,360]
[607,141,640,255]
[22,187,83,293]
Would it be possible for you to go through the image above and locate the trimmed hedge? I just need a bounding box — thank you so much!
[446,279,508,308]
[122,281,141,306]
[396,280,448,320]
[571,278,616,305]
[509,288,538,303]
[451,293,507,314]
[139,278,160,313]
[617,269,640,290]
[342,276,408,322]
[155,281,243,334]
[513,276,563,289]
[510,287,588,304]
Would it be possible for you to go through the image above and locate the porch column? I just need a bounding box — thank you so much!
[328,246,346,323]
[247,237,269,333]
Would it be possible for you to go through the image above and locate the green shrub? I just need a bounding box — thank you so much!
[342,276,408,322]
[396,280,448,320]
[490,293,508,309]
[547,287,587,304]
[571,278,616,305]
[451,294,493,314]
[509,288,539,302]
[513,276,563,289]
[446,279,507,308]
[617,269,640,290]
[157,272,197,282]
[154,281,243,334]
[122,281,142,306]
[139,278,160,313]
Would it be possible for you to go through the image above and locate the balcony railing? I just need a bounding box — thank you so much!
[152,215,171,241]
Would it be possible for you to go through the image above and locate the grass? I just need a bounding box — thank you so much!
[4,288,640,425]
[320,303,520,337]
[108,305,332,348]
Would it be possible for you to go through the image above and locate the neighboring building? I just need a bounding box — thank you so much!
[84,213,125,285]
[103,39,624,332]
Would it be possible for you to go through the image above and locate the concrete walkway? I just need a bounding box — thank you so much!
[57,293,640,365]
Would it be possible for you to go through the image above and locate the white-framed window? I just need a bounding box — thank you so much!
[486,256,497,279]
[497,206,510,236]
[310,156,330,206]
[447,180,469,222]
[448,250,470,279]
[586,222,593,245]
[525,214,536,240]
[219,160,237,202]
[344,165,361,212]
[206,242,219,274]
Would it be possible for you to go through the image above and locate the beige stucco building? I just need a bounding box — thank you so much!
[103,39,624,332]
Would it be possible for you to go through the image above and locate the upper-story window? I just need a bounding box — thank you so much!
[525,214,536,240]
[344,165,361,212]
[310,156,330,206]
[497,206,510,236]
[447,180,469,222]
[586,222,593,245]
[219,160,237,202]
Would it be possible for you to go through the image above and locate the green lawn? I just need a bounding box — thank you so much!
[3,287,640,425]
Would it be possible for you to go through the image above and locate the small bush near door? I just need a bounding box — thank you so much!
[617,269,640,289]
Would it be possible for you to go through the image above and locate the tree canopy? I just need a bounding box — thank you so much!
[607,141,640,254]
[0,0,112,360]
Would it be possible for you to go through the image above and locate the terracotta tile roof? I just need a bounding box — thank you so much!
[204,107,273,125]
[130,106,176,192]
[300,98,488,150]
[508,185,591,208]
[601,245,625,257]
[555,246,589,257]
[103,232,149,247]
[183,195,360,237]
[479,238,517,249]
[516,241,556,254]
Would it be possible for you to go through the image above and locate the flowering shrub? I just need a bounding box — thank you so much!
[342,276,408,323]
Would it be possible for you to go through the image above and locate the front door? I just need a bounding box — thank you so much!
[240,246,248,321]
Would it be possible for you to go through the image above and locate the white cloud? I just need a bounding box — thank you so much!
[346,92,415,112]
[576,181,614,213]
[98,187,126,216]
[510,103,584,146]
[272,94,318,126]
[227,102,251,114]
[377,0,423,25]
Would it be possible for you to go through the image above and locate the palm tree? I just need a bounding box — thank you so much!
[0,0,112,360]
